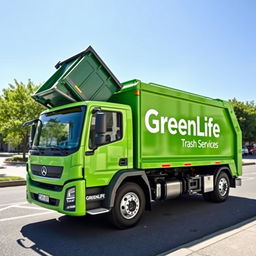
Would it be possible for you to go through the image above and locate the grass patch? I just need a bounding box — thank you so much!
[0,176,25,181]
[5,156,27,162]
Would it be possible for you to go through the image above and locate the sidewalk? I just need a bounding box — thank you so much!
[162,217,256,256]
[242,158,256,166]
[0,154,27,179]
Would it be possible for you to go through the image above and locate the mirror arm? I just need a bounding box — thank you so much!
[92,107,101,114]
[22,119,39,127]
[22,119,42,127]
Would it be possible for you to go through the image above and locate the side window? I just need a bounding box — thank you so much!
[89,111,123,149]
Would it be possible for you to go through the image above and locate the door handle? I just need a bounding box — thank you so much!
[119,158,128,166]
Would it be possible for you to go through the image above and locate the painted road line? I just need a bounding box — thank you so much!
[0,211,55,222]
[0,201,26,207]
[242,177,255,181]
[0,205,13,212]
[14,205,50,211]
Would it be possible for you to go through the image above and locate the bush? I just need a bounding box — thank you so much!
[0,176,24,181]
[5,156,28,162]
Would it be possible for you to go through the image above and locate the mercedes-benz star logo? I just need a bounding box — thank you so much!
[41,166,48,176]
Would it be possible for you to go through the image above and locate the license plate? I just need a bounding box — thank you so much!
[38,194,49,203]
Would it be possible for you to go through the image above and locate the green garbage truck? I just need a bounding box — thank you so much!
[25,46,242,228]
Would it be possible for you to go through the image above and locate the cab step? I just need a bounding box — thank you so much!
[87,208,110,215]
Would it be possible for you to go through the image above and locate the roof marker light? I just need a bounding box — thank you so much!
[134,90,140,96]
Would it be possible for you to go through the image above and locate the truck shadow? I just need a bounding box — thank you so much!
[19,195,256,256]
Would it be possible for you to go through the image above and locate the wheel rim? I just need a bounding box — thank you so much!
[218,177,228,196]
[120,192,140,219]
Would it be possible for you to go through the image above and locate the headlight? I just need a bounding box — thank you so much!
[66,187,75,203]
[64,187,76,211]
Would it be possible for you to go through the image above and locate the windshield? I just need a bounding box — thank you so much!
[32,106,86,154]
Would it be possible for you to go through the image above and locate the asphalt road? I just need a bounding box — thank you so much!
[0,165,256,256]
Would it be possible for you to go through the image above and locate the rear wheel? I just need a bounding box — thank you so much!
[109,182,145,229]
[203,171,230,202]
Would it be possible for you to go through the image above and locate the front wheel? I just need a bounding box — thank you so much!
[203,171,230,202]
[109,182,145,229]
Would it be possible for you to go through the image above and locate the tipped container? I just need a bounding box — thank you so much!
[32,46,122,108]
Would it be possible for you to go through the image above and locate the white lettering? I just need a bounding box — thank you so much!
[197,116,205,137]
[145,109,159,133]
[86,194,105,201]
[160,116,168,134]
[144,109,221,138]
[178,119,187,135]
[188,120,196,136]
[168,118,178,134]
[213,124,220,138]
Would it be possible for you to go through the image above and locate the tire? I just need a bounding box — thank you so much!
[203,172,230,202]
[109,182,145,229]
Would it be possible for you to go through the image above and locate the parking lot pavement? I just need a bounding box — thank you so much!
[0,186,61,256]
[0,202,54,222]
[0,186,57,223]
[163,216,256,256]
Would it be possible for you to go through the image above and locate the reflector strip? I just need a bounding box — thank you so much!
[215,161,221,164]
[75,85,83,94]
[184,163,192,166]
[162,164,171,168]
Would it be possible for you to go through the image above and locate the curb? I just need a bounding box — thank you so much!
[158,216,256,256]
[242,162,256,166]
[0,180,26,187]
[3,161,26,165]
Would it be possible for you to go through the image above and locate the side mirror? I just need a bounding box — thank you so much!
[95,112,107,134]
[29,124,37,149]
[95,134,109,146]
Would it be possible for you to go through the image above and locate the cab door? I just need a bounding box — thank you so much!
[84,107,131,187]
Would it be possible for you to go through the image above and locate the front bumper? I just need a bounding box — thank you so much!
[26,175,86,216]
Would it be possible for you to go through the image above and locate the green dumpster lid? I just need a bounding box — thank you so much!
[32,45,123,108]
[55,45,122,89]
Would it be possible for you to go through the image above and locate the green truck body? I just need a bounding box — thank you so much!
[26,48,242,228]
[111,80,241,174]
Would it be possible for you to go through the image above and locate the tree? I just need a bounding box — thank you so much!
[0,80,45,160]
[229,98,256,144]
[39,118,69,146]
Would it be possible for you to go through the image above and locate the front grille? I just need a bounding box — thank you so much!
[31,164,63,178]
[30,179,62,191]
[31,193,59,206]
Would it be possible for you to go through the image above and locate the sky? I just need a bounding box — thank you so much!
[0,0,255,102]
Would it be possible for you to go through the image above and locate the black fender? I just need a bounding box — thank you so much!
[213,166,235,187]
[103,169,152,210]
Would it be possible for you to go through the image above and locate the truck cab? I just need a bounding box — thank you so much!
[27,101,133,216]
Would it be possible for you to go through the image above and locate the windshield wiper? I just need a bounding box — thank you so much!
[48,145,69,155]
[31,146,45,155]
[32,146,45,151]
